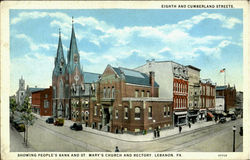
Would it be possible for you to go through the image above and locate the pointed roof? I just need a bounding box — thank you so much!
[67,17,82,74]
[53,28,66,76]
[56,28,65,62]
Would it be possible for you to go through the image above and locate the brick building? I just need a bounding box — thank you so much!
[30,86,53,116]
[216,85,236,113]
[91,65,173,133]
[135,60,188,126]
[200,79,216,121]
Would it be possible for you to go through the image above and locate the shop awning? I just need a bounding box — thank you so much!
[207,112,214,118]
[174,111,187,115]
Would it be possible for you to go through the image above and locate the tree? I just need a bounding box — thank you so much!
[10,97,17,120]
[21,96,36,146]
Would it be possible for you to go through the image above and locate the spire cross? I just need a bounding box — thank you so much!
[72,16,74,25]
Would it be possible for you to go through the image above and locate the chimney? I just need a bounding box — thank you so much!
[149,71,155,97]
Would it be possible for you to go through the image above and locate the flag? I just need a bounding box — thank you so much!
[220,68,226,73]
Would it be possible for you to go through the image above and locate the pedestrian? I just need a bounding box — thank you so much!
[188,122,191,128]
[157,129,160,137]
[179,126,181,133]
[180,126,182,133]
[115,146,119,152]
[154,129,156,138]
[121,127,124,134]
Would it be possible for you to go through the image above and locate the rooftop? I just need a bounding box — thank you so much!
[83,71,100,83]
[111,66,159,87]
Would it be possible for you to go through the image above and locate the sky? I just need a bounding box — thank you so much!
[10,9,243,95]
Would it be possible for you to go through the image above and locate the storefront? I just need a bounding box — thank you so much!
[188,110,199,124]
[174,111,187,126]
[199,109,207,121]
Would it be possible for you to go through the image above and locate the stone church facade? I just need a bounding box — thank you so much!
[52,22,99,124]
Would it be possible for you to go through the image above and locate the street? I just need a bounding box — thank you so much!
[10,117,243,152]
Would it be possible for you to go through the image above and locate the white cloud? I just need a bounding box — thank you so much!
[11,52,54,94]
[11,11,71,24]
[12,11,242,64]
[16,33,57,51]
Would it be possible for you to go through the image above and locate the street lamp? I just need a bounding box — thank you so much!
[232,126,236,152]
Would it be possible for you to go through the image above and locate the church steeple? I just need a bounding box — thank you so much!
[67,16,81,74]
[53,28,66,76]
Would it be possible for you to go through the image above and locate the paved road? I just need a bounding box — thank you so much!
[10,126,35,152]
[10,116,243,152]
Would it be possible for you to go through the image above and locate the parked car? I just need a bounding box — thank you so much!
[13,120,25,132]
[54,118,64,126]
[46,117,54,124]
[70,123,83,131]
[219,117,226,123]
[231,115,236,121]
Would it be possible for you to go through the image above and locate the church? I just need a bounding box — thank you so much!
[52,19,100,126]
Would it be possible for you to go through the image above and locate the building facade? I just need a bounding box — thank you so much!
[216,85,236,113]
[200,79,216,121]
[31,87,53,116]
[52,22,99,122]
[92,65,173,133]
[135,60,188,126]
[186,65,201,123]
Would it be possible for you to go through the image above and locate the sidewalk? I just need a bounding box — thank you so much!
[33,113,221,142]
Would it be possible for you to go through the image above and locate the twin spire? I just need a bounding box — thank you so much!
[54,16,81,75]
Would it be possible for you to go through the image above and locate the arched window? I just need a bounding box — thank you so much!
[148,106,152,119]
[59,79,64,98]
[103,87,106,98]
[124,107,128,119]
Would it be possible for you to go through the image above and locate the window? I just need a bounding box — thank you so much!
[94,106,97,115]
[164,106,167,117]
[115,109,118,119]
[44,100,49,108]
[141,90,144,97]
[147,91,150,97]
[107,87,110,98]
[103,87,106,98]
[148,106,152,119]
[167,106,170,117]
[82,111,85,120]
[135,90,139,98]
[134,107,140,120]
[53,87,56,98]
[124,107,128,119]
[111,87,115,98]
[100,109,102,117]
[45,94,48,98]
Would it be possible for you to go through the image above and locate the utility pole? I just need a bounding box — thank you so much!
[233,126,236,152]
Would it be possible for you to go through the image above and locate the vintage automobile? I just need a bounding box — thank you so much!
[231,115,237,121]
[13,119,25,132]
[46,117,54,124]
[70,123,83,131]
[54,118,64,126]
[219,117,226,123]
